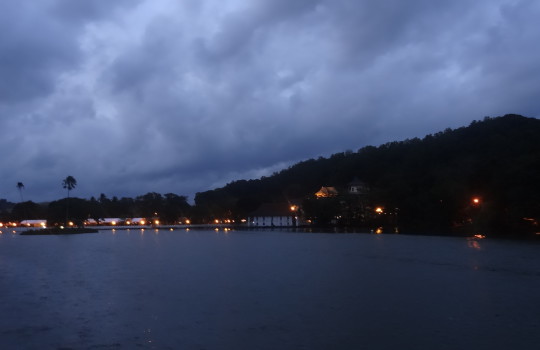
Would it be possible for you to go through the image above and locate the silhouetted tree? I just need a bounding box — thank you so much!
[16,182,24,202]
[62,175,77,225]
[161,193,190,224]
[48,198,87,226]
[63,176,77,196]
[11,201,45,221]
[135,192,163,218]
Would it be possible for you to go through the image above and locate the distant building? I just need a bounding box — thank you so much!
[84,218,98,225]
[347,178,369,195]
[315,186,339,198]
[20,219,47,228]
[130,218,147,225]
[248,203,299,227]
[99,218,124,226]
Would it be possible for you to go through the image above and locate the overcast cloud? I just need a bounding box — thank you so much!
[1,0,539,202]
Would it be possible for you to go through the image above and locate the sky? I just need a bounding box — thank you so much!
[1,0,540,203]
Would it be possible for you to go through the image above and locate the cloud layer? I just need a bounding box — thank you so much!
[2,0,540,202]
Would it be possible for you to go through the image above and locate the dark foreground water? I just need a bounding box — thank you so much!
[0,229,539,350]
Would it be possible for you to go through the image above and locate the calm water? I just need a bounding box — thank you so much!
[0,229,539,349]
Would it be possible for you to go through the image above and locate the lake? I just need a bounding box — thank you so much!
[1,229,539,349]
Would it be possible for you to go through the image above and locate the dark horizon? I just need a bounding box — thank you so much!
[4,115,539,238]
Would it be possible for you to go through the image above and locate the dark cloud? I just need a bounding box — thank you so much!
[1,0,540,203]
[51,0,142,22]
[0,0,140,105]
[0,4,77,102]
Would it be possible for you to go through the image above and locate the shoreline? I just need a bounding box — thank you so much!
[7,224,539,240]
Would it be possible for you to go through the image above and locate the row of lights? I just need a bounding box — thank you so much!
[0,218,199,228]
[0,198,483,229]
[214,219,235,224]
[0,222,47,228]
[84,219,195,226]
[213,219,247,224]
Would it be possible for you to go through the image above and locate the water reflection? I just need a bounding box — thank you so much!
[466,235,485,250]
[467,240,481,250]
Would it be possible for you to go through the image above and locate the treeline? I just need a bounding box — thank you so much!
[194,114,540,236]
[2,114,539,236]
[1,193,192,225]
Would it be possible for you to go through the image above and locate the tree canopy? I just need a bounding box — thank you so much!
[62,176,77,195]
[194,114,540,235]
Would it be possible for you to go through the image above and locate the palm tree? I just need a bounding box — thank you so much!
[17,182,24,202]
[62,176,77,226]
[16,182,26,220]
[62,176,77,197]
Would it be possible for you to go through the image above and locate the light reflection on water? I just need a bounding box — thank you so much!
[467,238,482,250]
[0,229,539,349]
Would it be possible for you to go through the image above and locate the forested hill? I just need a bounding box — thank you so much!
[195,114,540,234]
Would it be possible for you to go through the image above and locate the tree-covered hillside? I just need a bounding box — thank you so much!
[195,114,540,235]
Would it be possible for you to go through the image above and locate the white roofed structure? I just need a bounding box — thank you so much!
[20,219,47,227]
